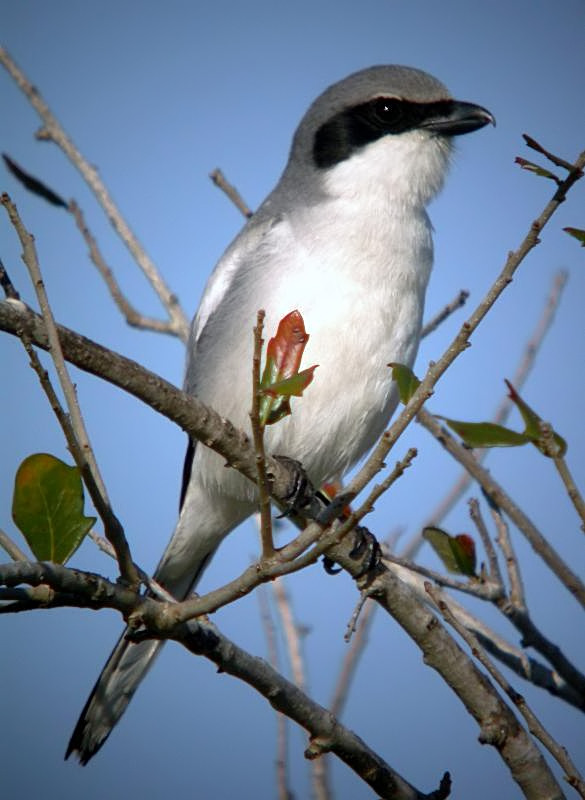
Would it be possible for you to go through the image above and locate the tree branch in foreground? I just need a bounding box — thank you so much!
[426,582,585,798]
[0,560,445,800]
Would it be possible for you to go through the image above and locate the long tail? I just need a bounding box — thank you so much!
[66,446,253,764]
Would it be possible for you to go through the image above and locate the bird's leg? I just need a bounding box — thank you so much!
[272,455,381,578]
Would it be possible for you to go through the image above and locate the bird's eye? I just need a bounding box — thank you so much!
[371,97,403,127]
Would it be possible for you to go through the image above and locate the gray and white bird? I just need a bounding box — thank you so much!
[67,65,493,762]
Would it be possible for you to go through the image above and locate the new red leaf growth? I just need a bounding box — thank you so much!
[423,527,477,577]
[259,310,318,426]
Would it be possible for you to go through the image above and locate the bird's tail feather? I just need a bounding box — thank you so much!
[65,631,162,764]
[66,465,254,764]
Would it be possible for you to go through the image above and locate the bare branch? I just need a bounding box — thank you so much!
[0,256,20,300]
[258,586,293,800]
[417,408,585,608]
[488,499,526,608]
[0,560,438,800]
[330,597,377,717]
[468,497,503,585]
[210,168,254,218]
[0,527,29,562]
[405,269,569,556]
[273,578,307,691]
[426,582,585,798]
[250,310,274,557]
[0,47,189,341]
[272,578,332,800]
[2,193,139,587]
[421,289,469,339]
[389,561,585,712]
[551,454,585,533]
[523,134,581,173]
[69,201,180,335]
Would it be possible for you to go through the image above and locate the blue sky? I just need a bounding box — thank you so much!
[1,2,584,798]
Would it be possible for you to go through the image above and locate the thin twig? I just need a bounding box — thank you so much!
[487,498,525,608]
[210,168,254,218]
[258,586,292,800]
[389,559,585,711]
[272,578,332,800]
[417,408,585,608]
[0,256,20,300]
[404,270,569,558]
[0,527,29,561]
[468,498,503,586]
[523,134,580,173]
[470,497,585,699]
[1,560,431,800]
[552,455,585,533]
[421,289,469,339]
[426,582,585,798]
[344,590,374,643]
[382,551,502,601]
[69,201,179,335]
[1,193,139,587]
[272,578,307,691]
[0,47,189,341]
[87,531,175,603]
[330,597,376,718]
[250,309,274,557]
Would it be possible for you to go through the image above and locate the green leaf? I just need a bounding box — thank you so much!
[437,418,530,449]
[258,311,317,426]
[389,363,420,404]
[505,380,567,457]
[563,227,585,247]
[260,365,318,399]
[515,156,560,184]
[12,453,96,564]
[423,527,477,576]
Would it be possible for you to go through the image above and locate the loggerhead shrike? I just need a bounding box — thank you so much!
[67,65,493,763]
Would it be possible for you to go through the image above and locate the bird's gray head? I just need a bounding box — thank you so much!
[285,65,494,207]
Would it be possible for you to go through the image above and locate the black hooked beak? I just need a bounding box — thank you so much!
[422,100,495,136]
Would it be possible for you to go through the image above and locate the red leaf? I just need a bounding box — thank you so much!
[264,311,309,381]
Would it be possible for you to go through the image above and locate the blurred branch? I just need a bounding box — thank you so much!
[420,289,469,339]
[0,47,189,341]
[272,578,332,800]
[69,201,182,336]
[258,586,293,800]
[551,452,585,533]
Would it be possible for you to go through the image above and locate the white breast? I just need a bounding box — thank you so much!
[187,129,447,499]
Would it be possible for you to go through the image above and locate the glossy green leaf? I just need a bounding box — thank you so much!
[389,363,420,404]
[563,227,585,247]
[261,366,318,399]
[438,417,530,449]
[423,527,477,576]
[12,453,96,564]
